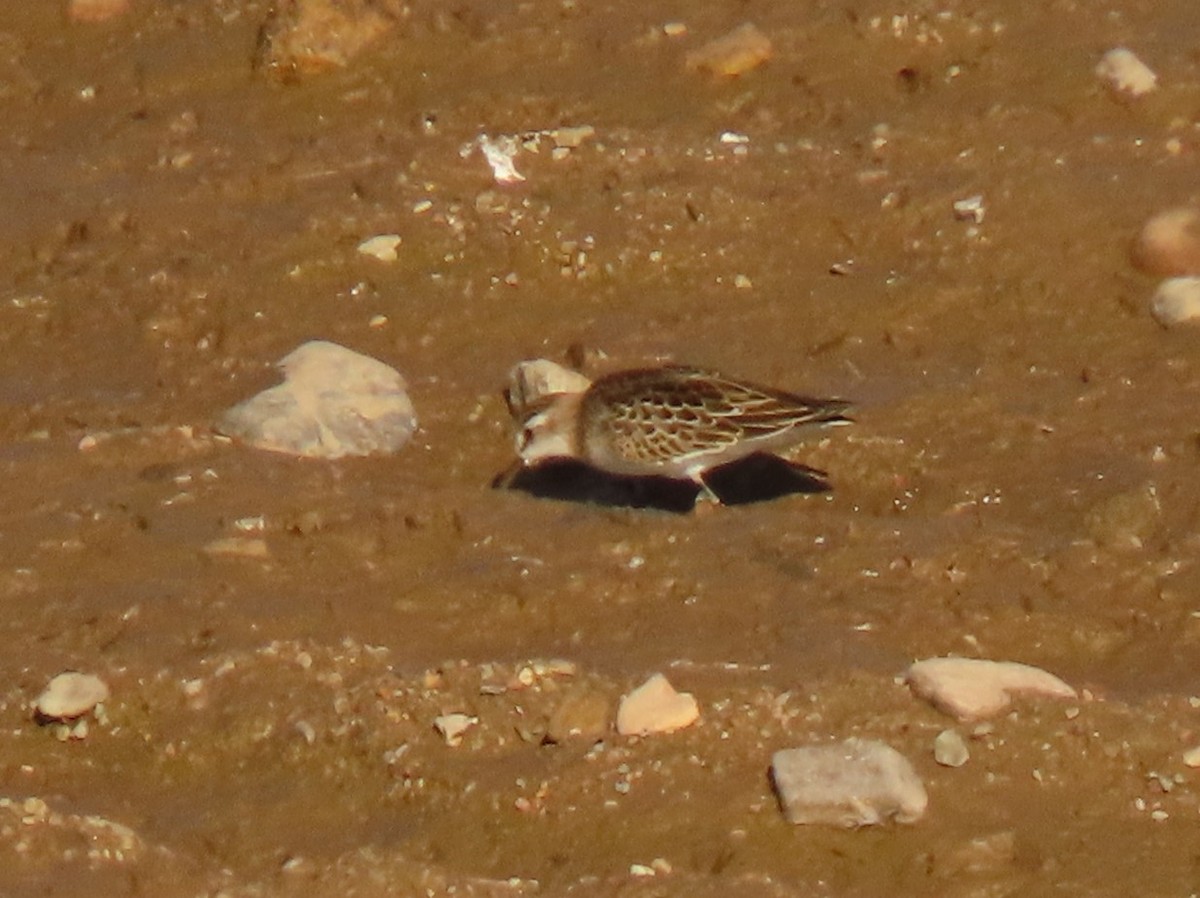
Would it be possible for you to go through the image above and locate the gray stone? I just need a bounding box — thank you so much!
[771,738,927,826]
[218,341,417,459]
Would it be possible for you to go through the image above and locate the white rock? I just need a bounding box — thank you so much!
[1150,277,1200,327]
[35,672,110,720]
[504,359,592,420]
[771,738,928,826]
[1095,48,1157,97]
[218,341,417,459]
[906,657,1076,721]
[933,729,970,767]
[434,713,477,746]
[616,674,699,736]
[1183,745,1200,768]
[357,234,402,262]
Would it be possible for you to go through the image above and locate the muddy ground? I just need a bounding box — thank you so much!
[1,1,1200,896]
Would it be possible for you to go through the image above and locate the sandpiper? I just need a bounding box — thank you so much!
[512,365,851,503]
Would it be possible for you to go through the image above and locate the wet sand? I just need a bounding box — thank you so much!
[2,1,1200,895]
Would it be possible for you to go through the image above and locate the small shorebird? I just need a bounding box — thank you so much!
[512,365,851,503]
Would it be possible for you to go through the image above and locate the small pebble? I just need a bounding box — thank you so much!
[1182,745,1200,768]
[685,22,773,76]
[1132,207,1200,276]
[357,234,401,262]
[1095,47,1158,97]
[546,688,611,743]
[933,729,970,767]
[67,0,131,22]
[906,657,1076,720]
[1150,277,1200,327]
[434,713,477,746]
[771,738,928,826]
[616,674,699,736]
[504,359,592,421]
[35,672,110,721]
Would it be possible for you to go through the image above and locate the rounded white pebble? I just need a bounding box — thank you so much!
[35,672,110,720]
[1095,47,1157,97]
[933,729,970,767]
[1150,277,1200,326]
[1182,745,1200,768]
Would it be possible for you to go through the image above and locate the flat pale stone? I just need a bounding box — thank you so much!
[616,674,699,736]
[1183,745,1200,768]
[35,672,110,720]
[1095,47,1157,97]
[906,657,1076,721]
[68,0,131,23]
[218,340,417,459]
[434,713,477,746]
[686,22,774,76]
[202,537,271,559]
[771,738,927,826]
[357,234,401,262]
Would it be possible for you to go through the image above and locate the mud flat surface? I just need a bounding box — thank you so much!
[2,2,1200,896]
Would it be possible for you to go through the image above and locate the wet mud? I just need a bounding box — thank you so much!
[2,1,1200,896]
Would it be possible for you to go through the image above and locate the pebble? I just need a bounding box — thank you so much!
[1149,277,1200,327]
[504,359,592,421]
[933,729,970,767]
[770,738,928,826]
[1183,746,1200,768]
[1132,208,1200,276]
[685,22,773,76]
[356,234,402,262]
[67,0,131,23]
[616,674,699,736]
[35,672,110,720]
[1095,47,1158,97]
[906,657,1076,720]
[434,713,477,747]
[218,340,417,459]
[546,688,611,743]
[202,537,271,560]
[256,0,398,75]
[1084,482,1160,549]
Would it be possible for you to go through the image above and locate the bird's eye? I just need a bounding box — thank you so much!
[517,426,535,450]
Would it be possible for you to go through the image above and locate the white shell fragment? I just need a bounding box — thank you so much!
[35,672,110,720]
[1095,48,1158,97]
[218,341,417,459]
[434,713,477,746]
[906,657,1076,721]
[356,234,402,262]
[616,674,700,736]
[771,739,928,826]
[1150,277,1200,327]
[933,729,970,767]
[478,134,525,184]
[504,359,592,420]
[953,195,985,224]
